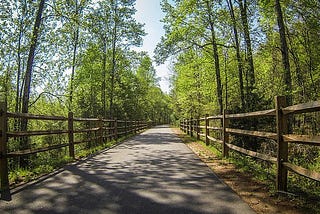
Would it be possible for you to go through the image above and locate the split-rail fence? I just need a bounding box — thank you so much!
[180,96,320,192]
[0,101,148,199]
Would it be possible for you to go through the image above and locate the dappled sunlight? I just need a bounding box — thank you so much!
[1,126,254,213]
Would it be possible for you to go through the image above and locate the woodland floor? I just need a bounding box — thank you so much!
[172,128,314,214]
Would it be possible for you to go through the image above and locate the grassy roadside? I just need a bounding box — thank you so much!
[7,133,138,189]
[172,127,318,214]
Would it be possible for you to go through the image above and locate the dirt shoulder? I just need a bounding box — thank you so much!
[172,128,310,214]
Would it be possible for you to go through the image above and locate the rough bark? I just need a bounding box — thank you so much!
[21,0,45,115]
[20,0,46,168]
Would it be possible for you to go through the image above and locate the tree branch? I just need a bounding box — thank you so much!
[29,92,67,108]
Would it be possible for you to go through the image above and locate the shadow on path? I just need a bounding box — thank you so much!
[0,126,255,214]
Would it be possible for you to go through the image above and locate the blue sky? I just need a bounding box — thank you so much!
[133,0,171,93]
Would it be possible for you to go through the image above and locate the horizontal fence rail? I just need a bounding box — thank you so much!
[0,102,149,199]
[180,96,320,192]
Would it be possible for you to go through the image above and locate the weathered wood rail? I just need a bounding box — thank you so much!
[180,96,320,192]
[0,101,148,199]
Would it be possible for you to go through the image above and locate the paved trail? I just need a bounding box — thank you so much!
[1,125,255,214]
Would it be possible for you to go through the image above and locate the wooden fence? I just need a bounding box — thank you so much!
[180,96,320,192]
[0,101,148,199]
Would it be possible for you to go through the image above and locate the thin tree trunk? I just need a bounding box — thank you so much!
[203,0,223,115]
[287,34,305,101]
[69,0,80,112]
[227,0,245,109]
[20,0,46,168]
[69,29,79,111]
[210,25,223,115]
[238,0,255,94]
[275,0,292,106]
[14,15,24,135]
[224,49,228,110]
[102,41,107,118]
[15,18,24,113]
[303,30,317,98]
[110,0,118,119]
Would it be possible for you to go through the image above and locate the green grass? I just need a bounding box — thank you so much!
[196,135,320,213]
[6,133,138,188]
[176,128,320,212]
[198,141,223,158]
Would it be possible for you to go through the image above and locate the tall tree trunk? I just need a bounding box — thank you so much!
[21,0,45,115]
[110,0,118,119]
[203,0,223,115]
[303,30,317,98]
[287,34,305,101]
[227,0,245,110]
[239,0,255,108]
[15,16,24,113]
[275,0,293,134]
[14,15,24,135]
[69,0,80,112]
[275,0,292,106]
[20,0,46,168]
[224,49,228,110]
[102,41,107,118]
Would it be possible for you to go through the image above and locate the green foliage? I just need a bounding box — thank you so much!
[199,141,223,159]
[161,1,320,199]
[73,47,171,121]
[159,0,320,117]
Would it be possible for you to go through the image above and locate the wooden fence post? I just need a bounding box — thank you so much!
[68,112,75,159]
[190,118,193,137]
[196,118,200,140]
[186,119,188,135]
[125,119,127,136]
[186,119,188,133]
[183,119,185,133]
[114,118,118,141]
[222,109,229,158]
[275,96,288,192]
[98,117,103,144]
[205,114,209,146]
[0,101,10,200]
[129,121,132,134]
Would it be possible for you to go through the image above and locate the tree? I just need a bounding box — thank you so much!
[226,0,245,109]
[19,0,46,167]
[21,0,46,116]
[203,0,223,115]
[275,0,292,106]
[238,0,255,92]
[155,0,224,114]
[87,0,145,118]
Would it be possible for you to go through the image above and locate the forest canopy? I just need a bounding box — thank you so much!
[1,0,320,124]
[0,0,170,123]
[155,0,320,120]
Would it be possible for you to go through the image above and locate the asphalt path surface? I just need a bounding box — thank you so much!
[1,125,255,214]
